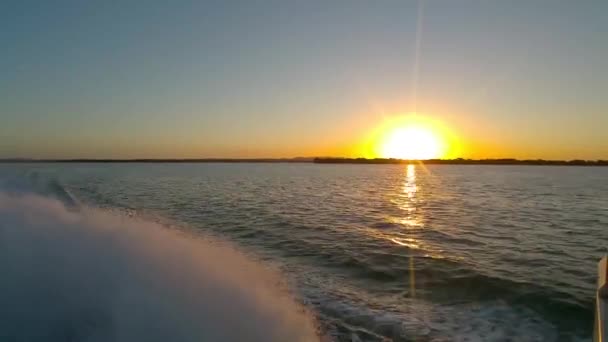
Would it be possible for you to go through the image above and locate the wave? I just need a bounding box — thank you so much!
[297,245,592,340]
[295,266,568,342]
[0,191,319,342]
[0,171,79,208]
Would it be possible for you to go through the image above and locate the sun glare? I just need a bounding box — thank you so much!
[381,126,442,160]
[360,114,456,160]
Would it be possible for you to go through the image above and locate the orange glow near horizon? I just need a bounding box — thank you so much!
[359,114,460,159]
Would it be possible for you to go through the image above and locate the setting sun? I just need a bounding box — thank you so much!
[360,114,456,160]
[380,125,442,159]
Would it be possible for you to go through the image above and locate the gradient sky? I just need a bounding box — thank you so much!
[1,0,607,159]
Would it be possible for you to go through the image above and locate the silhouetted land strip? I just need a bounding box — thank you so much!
[1,157,607,166]
[313,158,608,166]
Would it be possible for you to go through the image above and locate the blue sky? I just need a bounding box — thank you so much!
[1,0,607,159]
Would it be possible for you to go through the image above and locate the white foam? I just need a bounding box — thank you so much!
[0,192,319,341]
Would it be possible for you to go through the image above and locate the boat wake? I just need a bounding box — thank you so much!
[0,190,319,342]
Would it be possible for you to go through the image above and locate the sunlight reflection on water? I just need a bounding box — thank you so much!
[390,164,423,228]
[405,164,417,298]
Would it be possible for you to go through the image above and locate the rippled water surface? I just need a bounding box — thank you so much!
[1,163,607,341]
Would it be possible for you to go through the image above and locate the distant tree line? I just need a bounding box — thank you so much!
[313,157,608,166]
[1,157,606,166]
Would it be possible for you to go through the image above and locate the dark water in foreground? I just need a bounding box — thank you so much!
[1,163,607,341]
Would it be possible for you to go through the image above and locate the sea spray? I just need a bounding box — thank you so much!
[0,192,319,342]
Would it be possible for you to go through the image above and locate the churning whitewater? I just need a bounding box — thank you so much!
[0,191,319,342]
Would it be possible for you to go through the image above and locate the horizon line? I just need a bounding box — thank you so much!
[1,157,607,166]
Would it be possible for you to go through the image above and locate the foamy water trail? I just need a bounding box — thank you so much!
[0,192,319,342]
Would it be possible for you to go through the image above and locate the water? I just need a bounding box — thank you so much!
[1,163,607,341]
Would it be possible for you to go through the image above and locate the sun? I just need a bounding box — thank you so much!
[358,114,458,160]
[380,125,442,160]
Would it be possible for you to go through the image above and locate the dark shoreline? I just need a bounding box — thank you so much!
[1,157,607,166]
[314,158,608,166]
